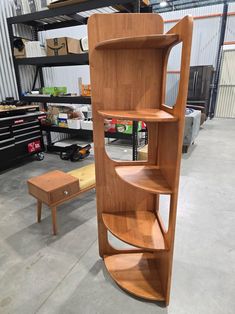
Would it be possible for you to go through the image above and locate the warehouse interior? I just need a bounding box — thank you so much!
[0,1,234,313]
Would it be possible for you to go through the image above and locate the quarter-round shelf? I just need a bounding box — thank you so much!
[104,253,165,301]
[115,165,172,194]
[98,108,177,122]
[95,34,179,50]
[102,211,167,250]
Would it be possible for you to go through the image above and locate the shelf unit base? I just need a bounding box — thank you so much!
[104,252,165,301]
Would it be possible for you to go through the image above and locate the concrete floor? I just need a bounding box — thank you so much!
[0,118,234,314]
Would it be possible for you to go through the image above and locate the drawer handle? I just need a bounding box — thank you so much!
[64,190,69,195]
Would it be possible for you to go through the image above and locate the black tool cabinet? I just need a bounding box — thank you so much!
[0,111,45,171]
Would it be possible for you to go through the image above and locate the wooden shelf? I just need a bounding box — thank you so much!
[115,165,172,194]
[102,211,167,250]
[98,108,177,122]
[95,34,179,50]
[104,253,165,301]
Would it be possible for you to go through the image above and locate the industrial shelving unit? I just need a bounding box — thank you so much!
[7,0,150,159]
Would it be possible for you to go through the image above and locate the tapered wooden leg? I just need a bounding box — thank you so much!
[51,207,57,235]
[37,200,42,223]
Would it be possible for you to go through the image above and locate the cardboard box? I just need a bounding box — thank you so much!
[42,86,67,96]
[81,120,93,130]
[67,119,81,129]
[14,40,46,58]
[46,37,82,56]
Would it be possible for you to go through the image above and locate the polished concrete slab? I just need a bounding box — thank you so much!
[0,118,234,314]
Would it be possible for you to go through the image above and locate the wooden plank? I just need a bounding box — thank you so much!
[115,165,172,194]
[102,211,167,250]
[95,34,179,50]
[98,108,177,122]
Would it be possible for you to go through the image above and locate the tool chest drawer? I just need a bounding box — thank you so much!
[0,113,44,171]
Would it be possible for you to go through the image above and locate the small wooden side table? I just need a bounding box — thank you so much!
[27,170,81,235]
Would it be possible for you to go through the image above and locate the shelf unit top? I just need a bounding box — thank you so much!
[95,34,179,50]
[102,211,167,251]
[115,165,172,194]
[15,54,89,67]
[21,95,91,104]
[7,0,136,30]
[98,108,177,122]
[104,253,165,301]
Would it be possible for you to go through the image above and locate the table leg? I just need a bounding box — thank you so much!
[51,207,57,235]
[37,200,42,223]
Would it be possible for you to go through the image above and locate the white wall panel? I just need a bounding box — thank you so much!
[42,25,90,94]
[160,4,224,20]
[161,5,224,107]
[165,73,180,107]
[216,49,235,118]
[225,15,235,42]
[164,16,221,69]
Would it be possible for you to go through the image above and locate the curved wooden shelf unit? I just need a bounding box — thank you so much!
[104,253,165,301]
[95,34,179,50]
[115,165,172,194]
[89,13,193,305]
[98,108,177,122]
[102,211,167,251]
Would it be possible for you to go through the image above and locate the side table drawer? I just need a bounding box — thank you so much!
[50,181,80,204]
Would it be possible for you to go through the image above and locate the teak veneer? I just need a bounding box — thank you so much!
[104,253,165,301]
[88,13,193,305]
[95,34,179,50]
[102,211,167,251]
[98,108,177,122]
[115,165,172,194]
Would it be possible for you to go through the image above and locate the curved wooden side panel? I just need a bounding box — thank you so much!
[158,16,193,305]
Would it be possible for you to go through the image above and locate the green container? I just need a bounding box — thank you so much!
[41,86,67,96]
[116,121,142,134]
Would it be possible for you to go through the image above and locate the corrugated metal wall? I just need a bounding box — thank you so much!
[216,48,235,118]
[0,0,38,101]
[0,0,18,101]
[215,2,235,118]
[225,3,235,42]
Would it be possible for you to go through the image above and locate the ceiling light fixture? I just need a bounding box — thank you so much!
[159,0,168,7]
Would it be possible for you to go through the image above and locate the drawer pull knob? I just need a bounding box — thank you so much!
[64,190,69,195]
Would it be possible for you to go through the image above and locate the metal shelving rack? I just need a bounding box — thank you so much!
[7,0,150,160]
